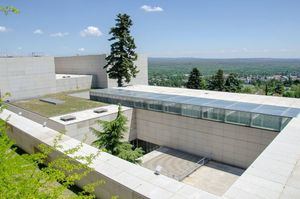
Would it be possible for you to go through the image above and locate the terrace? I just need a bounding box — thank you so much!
[11,91,106,117]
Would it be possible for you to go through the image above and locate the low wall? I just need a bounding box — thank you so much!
[7,104,137,146]
[50,107,137,145]
[135,109,278,168]
[6,103,65,132]
[55,75,93,93]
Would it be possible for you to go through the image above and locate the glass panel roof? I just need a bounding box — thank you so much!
[204,100,237,109]
[225,102,260,112]
[91,89,300,118]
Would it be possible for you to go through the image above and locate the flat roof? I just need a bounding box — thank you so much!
[90,86,300,118]
[120,85,300,109]
[50,105,131,125]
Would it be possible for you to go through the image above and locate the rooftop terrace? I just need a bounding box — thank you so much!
[11,92,106,117]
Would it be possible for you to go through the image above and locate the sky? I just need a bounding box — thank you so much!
[0,0,300,58]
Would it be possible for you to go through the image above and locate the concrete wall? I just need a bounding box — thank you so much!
[54,54,148,88]
[135,109,278,169]
[0,57,57,100]
[107,54,149,87]
[55,75,93,93]
[60,108,137,145]
[55,55,108,88]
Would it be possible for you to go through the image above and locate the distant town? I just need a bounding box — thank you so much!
[149,58,300,98]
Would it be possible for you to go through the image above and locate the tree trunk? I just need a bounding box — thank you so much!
[117,78,123,87]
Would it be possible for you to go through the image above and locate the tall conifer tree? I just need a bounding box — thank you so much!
[104,13,139,87]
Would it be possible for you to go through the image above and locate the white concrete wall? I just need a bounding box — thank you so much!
[55,54,148,88]
[135,109,278,169]
[0,57,57,100]
[107,54,149,87]
[55,55,108,88]
[55,75,92,93]
[60,108,137,145]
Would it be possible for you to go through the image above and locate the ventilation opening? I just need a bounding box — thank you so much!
[93,108,108,114]
[60,115,76,122]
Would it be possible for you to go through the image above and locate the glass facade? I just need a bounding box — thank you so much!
[90,89,299,132]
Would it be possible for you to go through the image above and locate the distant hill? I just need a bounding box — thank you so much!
[148,58,300,76]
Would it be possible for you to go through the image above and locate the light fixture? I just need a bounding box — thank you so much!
[154,165,162,175]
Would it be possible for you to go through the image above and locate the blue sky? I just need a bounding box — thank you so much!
[0,0,300,58]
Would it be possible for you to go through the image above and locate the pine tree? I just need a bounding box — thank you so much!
[91,105,127,155]
[224,73,242,92]
[104,13,139,87]
[208,69,225,91]
[92,105,143,163]
[186,68,201,89]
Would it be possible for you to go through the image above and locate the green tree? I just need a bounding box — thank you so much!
[92,105,127,155]
[208,69,225,91]
[241,85,255,94]
[0,5,19,15]
[92,105,143,163]
[0,101,101,198]
[274,82,285,95]
[104,13,139,87]
[186,68,205,89]
[224,73,242,92]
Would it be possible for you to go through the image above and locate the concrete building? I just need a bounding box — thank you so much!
[0,54,148,100]
[2,84,300,198]
[1,53,300,198]
[90,85,300,169]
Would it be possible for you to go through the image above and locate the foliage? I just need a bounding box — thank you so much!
[104,13,139,87]
[149,58,300,77]
[207,69,225,91]
[283,84,300,98]
[0,5,19,15]
[92,105,143,163]
[274,81,285,95]
[0,116,102,198]
[1,95,101,198]
[117,142,144,164]
[241,85,255,94]
[224,73,242,92]
[186,68,205,89]
[92,105,127,155]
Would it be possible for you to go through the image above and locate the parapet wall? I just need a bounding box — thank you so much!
[55,74,93,93]
[135,109,278,168]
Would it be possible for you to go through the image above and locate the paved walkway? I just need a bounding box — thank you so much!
[183,161,244,196]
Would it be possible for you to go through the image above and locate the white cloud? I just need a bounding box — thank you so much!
[80,26,102,37]
[17,47,22,50]
[33,29,43,34]
[50,32,69,37]
[0,26,8,32]
[78,48,85,52]
[141,5,163,12]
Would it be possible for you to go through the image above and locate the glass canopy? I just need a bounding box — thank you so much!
[90,89,300,132]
